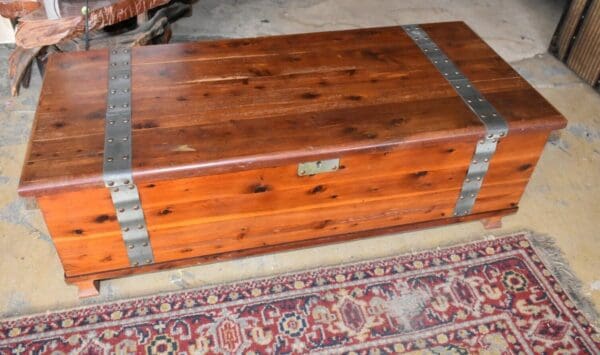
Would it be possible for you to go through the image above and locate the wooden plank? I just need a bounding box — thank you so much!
[31,35,522,139]
[63,207,519,286]
[552,0,589,60]
[19,83,561,196]
[30,73,530,141]
[566,0,600,85]
[40,41,516,96]
[30,71,457,138]
[44,156,539,241]
[53,184,521,276]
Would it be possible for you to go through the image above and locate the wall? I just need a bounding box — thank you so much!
[0,17,15,44]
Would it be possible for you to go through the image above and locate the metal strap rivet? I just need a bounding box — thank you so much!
[103,47,154,267]
[402,25,509,216]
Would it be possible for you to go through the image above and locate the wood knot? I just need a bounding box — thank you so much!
[309,185,327,194]
[251,184,270,193]
[315,219,333,229]
[518,163,532,171]
[390,117,406,126]
[133,121,159,129]
[95,214,110,223]
[345,95,363,101]
[343,126,358,134]
[301,92,321,99]
[159,208,172,215]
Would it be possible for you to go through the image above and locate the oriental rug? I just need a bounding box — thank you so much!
[1,232,599,354]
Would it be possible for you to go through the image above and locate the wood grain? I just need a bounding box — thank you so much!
[37,130,549,276]
[23,23,565,288]
[64,206,518,286]
[0,0,39,19]
[19,22,566,196]
[14,0,170,49]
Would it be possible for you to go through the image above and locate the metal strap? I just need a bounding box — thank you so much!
[103,47,154,266]
[401,25,509,216]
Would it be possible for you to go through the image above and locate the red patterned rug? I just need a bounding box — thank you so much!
[1,232,599,354]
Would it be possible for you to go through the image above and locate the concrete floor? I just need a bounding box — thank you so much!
[2,0,599,318]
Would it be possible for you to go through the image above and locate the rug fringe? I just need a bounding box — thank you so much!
[528,233,600,329]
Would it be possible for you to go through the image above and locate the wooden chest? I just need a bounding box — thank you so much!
[19,22,566,297]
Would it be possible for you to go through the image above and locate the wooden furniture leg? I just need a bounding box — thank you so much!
[481,215,503,230]
[73,279,100,298]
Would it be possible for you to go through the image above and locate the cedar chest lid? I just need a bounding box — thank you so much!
[19,21,566,196]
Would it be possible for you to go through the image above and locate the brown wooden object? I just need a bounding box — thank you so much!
[550,0,600,91]
[7,2,189,97]
[18,22,567,297]
[0,0,39,19]
[8,45,41,96]
[14,0,170,49]
[481,215,503,230]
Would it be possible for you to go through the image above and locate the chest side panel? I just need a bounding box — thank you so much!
[38,130,546,277]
